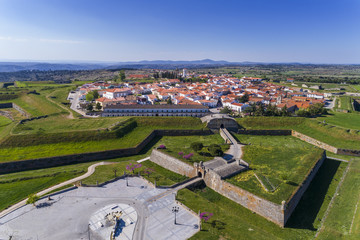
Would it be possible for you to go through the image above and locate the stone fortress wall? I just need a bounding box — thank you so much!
[0,102,31,118]
[150,148,326,227]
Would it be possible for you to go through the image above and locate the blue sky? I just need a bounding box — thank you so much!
[0,0,359,63]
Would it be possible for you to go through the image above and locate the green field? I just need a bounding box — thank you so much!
[0,126,153,162]
[227,135,323,203]
[158,134,229,164]
[13,115,129,134]
[81,159,187,186]
[237,117,360,149]
[177,158,347,240]
[316,112,360,130]
[0,162,91,211]
[317,158,360,240]
[352,85,360,91]
[338,96,354,111]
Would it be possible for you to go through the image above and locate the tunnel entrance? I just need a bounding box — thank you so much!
[197,171,202,178]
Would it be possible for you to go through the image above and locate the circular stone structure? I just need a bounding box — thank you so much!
[89,204,137,240]
[201,113,239,132]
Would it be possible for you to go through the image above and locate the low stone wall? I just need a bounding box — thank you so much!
[237,129,292,135]
[0,103,13,109]
[0,102,31,118]
[337,148,360,157]
[203,169,284,226]
[220,128,238,144]
[12,103,31,118]
[284,151,326,223]
[291,131,338,153]
[154,129,212,136]
[150,149,195,177]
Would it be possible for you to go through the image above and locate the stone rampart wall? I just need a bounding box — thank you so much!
[237,129,292,135]
[336,148,360,157]
[150,149,195,177]
[0,102,31,118]
[203,169,284,226]
[284,151,326,223]
[12,103,31,117]
[0,103,13,109]
[291,130,338,153]
[154,129,212,136]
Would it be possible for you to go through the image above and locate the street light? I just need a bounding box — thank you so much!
[172,206,179,225]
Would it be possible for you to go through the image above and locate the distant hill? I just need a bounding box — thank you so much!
[0,59,257,72]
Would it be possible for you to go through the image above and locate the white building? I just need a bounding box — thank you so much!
[102,104,209,117]
[103,88,132,99]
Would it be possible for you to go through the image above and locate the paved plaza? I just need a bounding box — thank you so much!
[0,177,199,240]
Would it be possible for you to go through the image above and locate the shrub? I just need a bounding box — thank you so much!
[157,144,166,149]
[208,144,223,156]
[191,142,203,152]
[26,194,40,206]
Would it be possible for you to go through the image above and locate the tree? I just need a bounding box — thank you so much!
[92,90,99,99]
[296,109,310,117]
[208,144,223,156]
[191,142,203,152]
[96,102,102,111]
[280,105,290,116]
[86,103,93,111]
[238,93,249,103]
[167,98,172,105]
[265,104,279,116]
[86,93,94,102]
[244,103,256,116]
[119,70,126,82]
[26,194,40,206]
[255,103,265,116]
[220,106,232,114]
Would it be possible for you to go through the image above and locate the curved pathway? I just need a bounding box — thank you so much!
[0,161,114,218]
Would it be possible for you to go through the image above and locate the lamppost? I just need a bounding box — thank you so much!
[172,206,179,225]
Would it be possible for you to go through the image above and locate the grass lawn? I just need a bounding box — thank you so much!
[339,96,354,111]
[317,158,360,240]
[0,115,15,141]
[227,135,323,204]
[81,159,188,186]
[316,111,360,130]
[10,93,65,117]
[237,117,360,149]
[0,163,91,211]
[352,85,360,91]
[0,126,155,162]
[157,134,229,164]
[0,120,210,162]
[177,158,347,240]
[0,115,12,130]
[13,115,129,134]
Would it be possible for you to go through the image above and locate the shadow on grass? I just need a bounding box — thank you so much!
[286,159,341,230]
[138,136,162,154]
